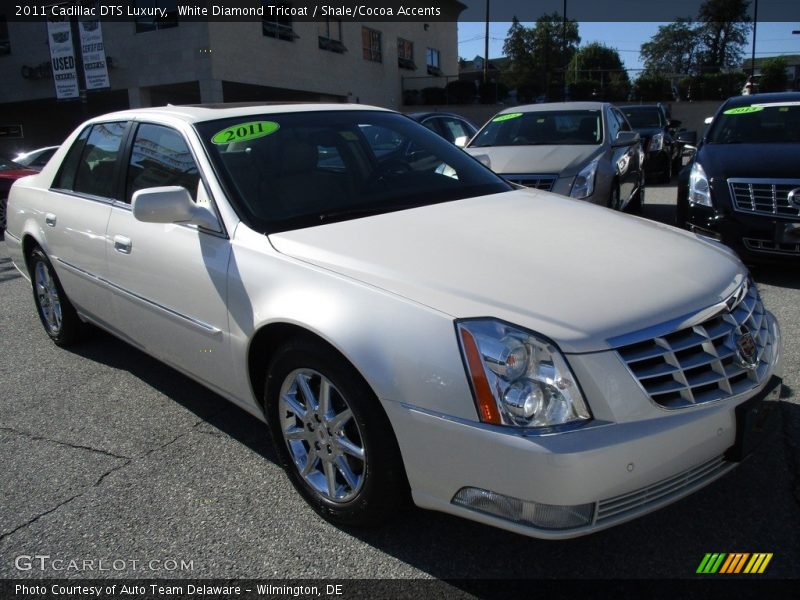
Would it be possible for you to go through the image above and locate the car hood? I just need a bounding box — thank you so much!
[698,143,800,179]
[269,190,746,353]
[465,145,602,177]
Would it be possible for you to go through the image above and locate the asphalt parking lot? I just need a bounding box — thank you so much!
[1,184,799,587]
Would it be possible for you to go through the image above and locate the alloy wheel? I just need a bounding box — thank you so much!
[278,368,366,503]
[34,261,62,334]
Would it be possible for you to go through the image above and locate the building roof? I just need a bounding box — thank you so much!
[742,54,800,69]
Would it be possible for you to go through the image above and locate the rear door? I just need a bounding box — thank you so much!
[44,121,130,324]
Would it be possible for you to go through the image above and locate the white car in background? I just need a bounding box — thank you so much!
[5,104,782,538]
[13,145,60,171]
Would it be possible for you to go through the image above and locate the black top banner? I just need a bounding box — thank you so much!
[6,0,800,23]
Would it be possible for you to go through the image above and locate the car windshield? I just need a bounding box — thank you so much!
[195,110,511,233]
[0,157,26,171]
[469,110,603,147]
[622,107,663,129]
[707,102,800,144]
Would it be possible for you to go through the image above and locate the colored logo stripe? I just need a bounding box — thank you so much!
[697,553,773,574]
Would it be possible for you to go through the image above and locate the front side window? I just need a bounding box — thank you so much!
[134,0,178,33]
[470,110,603,147]
[622,107,662,129]
[63,122,127,199]
[362,27,382,62]
[195,111,510,233]
[126,123,200,203]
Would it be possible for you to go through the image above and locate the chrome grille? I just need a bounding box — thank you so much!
[728,178,800,219]
[505,174,557,192]
[744,238,800,255]
[596,456,732,524]
[616,282,774,409]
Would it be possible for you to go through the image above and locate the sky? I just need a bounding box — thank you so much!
[457,21,800,74]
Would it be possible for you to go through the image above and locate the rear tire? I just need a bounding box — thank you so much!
[264,338,408,527]
[28,247,86,347]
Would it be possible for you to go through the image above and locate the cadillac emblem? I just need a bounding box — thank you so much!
[734,325,758,370]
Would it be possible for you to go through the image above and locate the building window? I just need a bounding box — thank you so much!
[0,15,10,55]
[426,47,442,75]
[262,2,296,41]
[318,18,345,53]
[362,27,382,63]
[134,0,178,33]
[397,38,415,70]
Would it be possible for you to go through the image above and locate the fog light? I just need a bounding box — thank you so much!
[452,487,594,530]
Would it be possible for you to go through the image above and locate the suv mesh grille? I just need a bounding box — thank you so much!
[616,283,773,409]
[728,178,800,219]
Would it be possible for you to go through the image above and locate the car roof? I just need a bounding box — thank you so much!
[87,102,393,125]
[496,101,609,114]
[619,104,663,110]
[407,111,470,121]
[723,92,800,107]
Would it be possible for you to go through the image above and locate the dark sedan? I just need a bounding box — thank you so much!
[620,104,685,182]
[676,92,800,262]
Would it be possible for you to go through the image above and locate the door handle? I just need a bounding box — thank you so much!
[113,235,132,254]
[45,213,57,227]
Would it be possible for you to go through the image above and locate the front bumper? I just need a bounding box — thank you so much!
[685,203,800,262]
[385,313,782,539]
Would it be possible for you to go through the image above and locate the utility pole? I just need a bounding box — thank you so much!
[483,0,489,84]
[750,0,758,79]
[562,0,568,100]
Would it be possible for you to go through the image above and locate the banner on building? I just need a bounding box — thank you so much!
[46,19,79,100]
[78,18,110,90]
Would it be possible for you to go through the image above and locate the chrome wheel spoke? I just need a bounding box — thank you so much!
[335,436,365,460]
[282,391,307,420]
[328,408,352,434]
[301,447,318,476]
[318,378,332,419]
[323,459,338,498]
[284,426,308,441]
[335,456,360,491]
[296,374,318,411]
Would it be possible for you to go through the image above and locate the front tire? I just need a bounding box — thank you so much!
[607,184,621,211]
[0,197,7,235]
[28,247,86,347]
[264,338,408,527]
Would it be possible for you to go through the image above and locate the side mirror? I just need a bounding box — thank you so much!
[454,135,469,148]
[677,130,697,145]
[613,131,640,147]
[132,186,220,231]
[669,119,682,129]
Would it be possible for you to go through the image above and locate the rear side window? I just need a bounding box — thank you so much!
[54,127,90,190]
[125,123,200,203]
[69,122,127,199]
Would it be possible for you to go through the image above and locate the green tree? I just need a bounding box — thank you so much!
[567,43,630,101]
[759,56,789,92]
[697,0,750,72]
[501,13,580,101]
[640,18,702,76]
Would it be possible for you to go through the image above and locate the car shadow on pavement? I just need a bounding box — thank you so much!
[0,254,22,284]
[66,328,278,463]
[751,265,800,291]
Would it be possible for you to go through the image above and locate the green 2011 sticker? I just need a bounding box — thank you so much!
[723,106,764,115]
[492,112,523,122]
[211,121,280,144]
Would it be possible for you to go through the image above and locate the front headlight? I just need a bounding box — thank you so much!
[457,319,592,428]
[688,162,712,207]
[648,132,664,152]
[569,159,598,199]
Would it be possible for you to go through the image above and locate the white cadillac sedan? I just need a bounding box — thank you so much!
[5,104,783,539]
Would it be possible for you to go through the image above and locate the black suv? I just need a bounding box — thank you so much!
[620,103,685,182]
[676,92,800,262]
